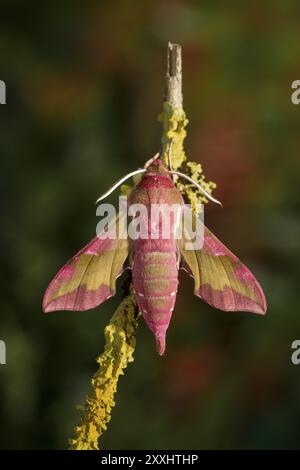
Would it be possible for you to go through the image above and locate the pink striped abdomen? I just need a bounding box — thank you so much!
[132,239,178,355]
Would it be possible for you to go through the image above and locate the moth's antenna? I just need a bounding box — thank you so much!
[95,169,146,204]
[169,171,223,206]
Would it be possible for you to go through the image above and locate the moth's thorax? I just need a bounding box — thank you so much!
[129,160,183,206]
[137,174,174,190]
[137,160,173,190]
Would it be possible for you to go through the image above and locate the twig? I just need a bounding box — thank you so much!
[164,43,183,109]
[160,43,187,169]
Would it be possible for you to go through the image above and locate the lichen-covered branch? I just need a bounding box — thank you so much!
[160,43,216,212]
[69,292,139,450]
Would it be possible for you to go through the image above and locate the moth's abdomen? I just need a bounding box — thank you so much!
[132,240,178,355]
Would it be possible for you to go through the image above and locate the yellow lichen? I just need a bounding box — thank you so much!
[69,293,139,450]
[159,101,216,213]
[158,101,188,170]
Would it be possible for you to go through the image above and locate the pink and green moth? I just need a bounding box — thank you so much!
[43,155,267,355]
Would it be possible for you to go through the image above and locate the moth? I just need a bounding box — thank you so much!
[43,154,267,355]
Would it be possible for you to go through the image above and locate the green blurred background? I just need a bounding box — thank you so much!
[1,0,300,450]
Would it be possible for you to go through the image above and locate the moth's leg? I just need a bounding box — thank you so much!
[176,248,181,269]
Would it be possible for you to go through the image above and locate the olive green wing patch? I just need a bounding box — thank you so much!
[43,214,131,312]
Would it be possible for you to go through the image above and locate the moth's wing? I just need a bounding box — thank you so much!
[177,207,267,314]
[43,213,130,312]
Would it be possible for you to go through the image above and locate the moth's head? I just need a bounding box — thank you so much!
[145,158,170,178]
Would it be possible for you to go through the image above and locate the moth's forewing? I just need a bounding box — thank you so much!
[43,213,130,312]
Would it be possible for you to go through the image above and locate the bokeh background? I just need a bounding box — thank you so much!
[1,0,300,450]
